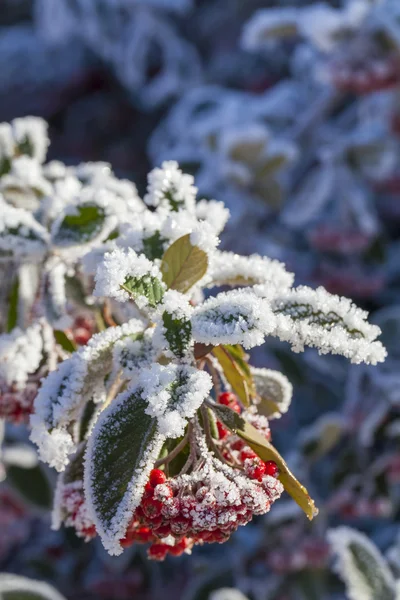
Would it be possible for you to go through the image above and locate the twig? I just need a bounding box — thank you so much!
[154,431,190,468]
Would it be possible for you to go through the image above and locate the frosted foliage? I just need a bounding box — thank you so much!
[195,199,230,236]
[139,364,212,437]
[271,286,387,364]
[144,161,197,212]
[191,290,275,349]
[328,527,397,600]
[94,247,164,306]
[0,198,49,259]
[113,329,156,378]
[0,320,48,389]
[31,320,145,471]
[208,251,293,291]
[0,116,49,163]
[251,367,293,419]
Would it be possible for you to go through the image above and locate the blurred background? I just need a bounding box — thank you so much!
[2,0,400,598]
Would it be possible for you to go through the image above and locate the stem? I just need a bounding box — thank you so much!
[102,371,124,411]
[103,299,117,327]
[154,431,190,468]
[200,405,235,467]
[204,356,221,399]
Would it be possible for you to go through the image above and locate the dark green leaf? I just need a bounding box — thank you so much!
[162,311,192,358]
[6,276,19,332]
[52,204,106,247]
[54,330,77,354]
[142,231,166,261]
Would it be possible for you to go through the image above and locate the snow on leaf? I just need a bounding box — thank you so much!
[51,203,107,247]
[328,527,397,600]
[270,286,387,364]
[153,290,194,358]
[191,290,275,349]
[251,367,293,419]
[144,160,197,213]
[30,320,145,471]
[84,386,165,555]
[139,363,212,438]
[0,319,51,389]
[207,251,293,291]
[0,200,49,262]
[161,233,208,294]
[94,246,165,307]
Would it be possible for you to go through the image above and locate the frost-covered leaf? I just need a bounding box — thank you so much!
[270,286,387,364]
[212,345,255,407]
[328,527,397,600]
[142,230,166,260]
[161,233,208,294]
[31,320,145,471]
[112,329,156,378]
[213,404,318,520]
[43,258,70,329]
[207,251,293,291]
[94,247,165,308]
[209,590,250,600]
[192,290,275,349]
[144,160,197,212]
[84,387,165,555]
[154,290,193,358]
[162,312,192,358]
[251,367,293,419]
[0,573,66,600]
[0,320,51,389]
[51,203,106,247]
[0,202,49,262]
[139,363,212,438]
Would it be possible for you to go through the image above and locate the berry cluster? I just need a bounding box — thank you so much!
[69,316,94,347]
[0,382,37,424]
[60,482,96,542]
[120,450,282,560]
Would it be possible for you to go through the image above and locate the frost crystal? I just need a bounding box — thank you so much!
[191,290,275,349]
[271,286,387,364]
[144,160,197,212]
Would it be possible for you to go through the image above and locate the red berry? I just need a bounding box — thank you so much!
[217,422,229,439]
[148,543,169,561]
[143,482,154,497]
[264,461,279,478]
[149,469,167,487]
[219,392,237,406]
[240,449,256,461]
[142,498,163,519]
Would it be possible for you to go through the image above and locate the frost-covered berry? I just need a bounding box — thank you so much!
[264,461,279,478]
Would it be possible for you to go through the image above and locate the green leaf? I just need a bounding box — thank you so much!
[7,463,52,510]
[0,574,67,600]
[212,345,255,407]
[85,389,164,550]
[161,234,208,293]
[6,276,19,332]
[121,274,164,307]
[54,330,77,353]
[212,404,318,521]
[52,204,106,247]
[142,231,166,261]
[162,311,192,358]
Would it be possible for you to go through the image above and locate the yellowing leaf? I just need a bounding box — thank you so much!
[212,345,256,407]
[161,234,208,293]
[213,404,318,521]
